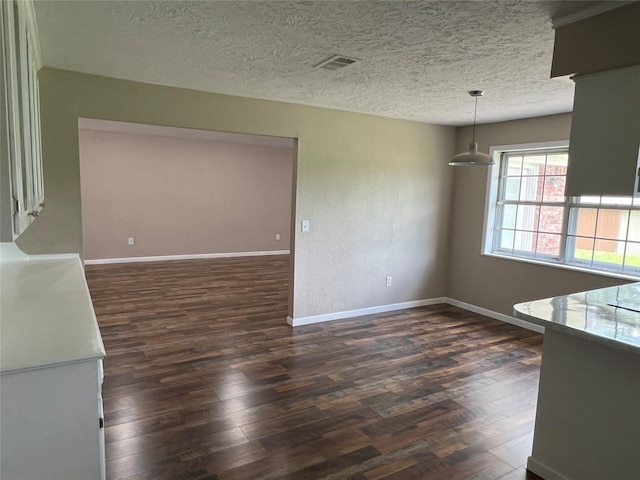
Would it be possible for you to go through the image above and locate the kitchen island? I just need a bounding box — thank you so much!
[514,284,640,480]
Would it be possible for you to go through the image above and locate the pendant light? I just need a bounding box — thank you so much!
[449,90,494,166]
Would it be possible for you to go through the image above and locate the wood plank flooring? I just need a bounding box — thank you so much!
[85,256,544,480]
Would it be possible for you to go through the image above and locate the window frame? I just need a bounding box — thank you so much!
[492,146,569,262]
[483,141,640,281]
[482,141,569,258]
[564,196,640,276]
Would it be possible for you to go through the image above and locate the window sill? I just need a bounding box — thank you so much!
[482,251,640,282]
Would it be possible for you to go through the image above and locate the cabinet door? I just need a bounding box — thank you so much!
[0,360,105,480]
[564,66,640,197]
[0,0,44,240]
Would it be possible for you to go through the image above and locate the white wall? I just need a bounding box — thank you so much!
[79,126,294,260]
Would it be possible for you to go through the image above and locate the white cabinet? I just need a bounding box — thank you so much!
[1,3,103,476]
[564,66,640,197]
[1,0,44,241]
[1,360,106,480]
[0,244,106,480]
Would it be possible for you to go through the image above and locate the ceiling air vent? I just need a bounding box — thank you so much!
[314,54,359,71]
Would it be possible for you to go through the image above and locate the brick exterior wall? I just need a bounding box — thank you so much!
[536,169,566,255]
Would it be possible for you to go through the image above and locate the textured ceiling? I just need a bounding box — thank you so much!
[32,1,618,126]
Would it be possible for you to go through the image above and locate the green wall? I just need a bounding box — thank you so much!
[20,68,456,320]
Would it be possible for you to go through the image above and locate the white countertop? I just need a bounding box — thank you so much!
[1,244,105,374]
[514,283,640,356]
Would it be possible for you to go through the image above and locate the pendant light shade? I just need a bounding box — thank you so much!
[449,90,494,166]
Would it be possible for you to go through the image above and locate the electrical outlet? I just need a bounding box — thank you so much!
[386,276,392,287]
[301,220,310,232]
[128,237,135,246]
[276,233,281,241]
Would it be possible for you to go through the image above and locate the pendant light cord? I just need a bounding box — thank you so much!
[471,95,478,144]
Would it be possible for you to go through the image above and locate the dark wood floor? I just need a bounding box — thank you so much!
[85,255,544,480]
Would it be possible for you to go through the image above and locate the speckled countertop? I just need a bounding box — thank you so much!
[514,283,640,356]
[0,245,105,374]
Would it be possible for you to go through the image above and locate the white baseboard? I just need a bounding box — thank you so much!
[287,296,543,333]
[527,457,571,480]
[287,298,448,326]
[84,250,290,265]
[446,298,544,334]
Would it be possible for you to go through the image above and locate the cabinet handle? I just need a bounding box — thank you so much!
[99,417,104,429]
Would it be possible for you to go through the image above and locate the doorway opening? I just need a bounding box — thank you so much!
[78,118,297,319]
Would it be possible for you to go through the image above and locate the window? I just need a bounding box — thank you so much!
[486,143,640,277]
[493,148,568,260]
[566,196,640,275]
